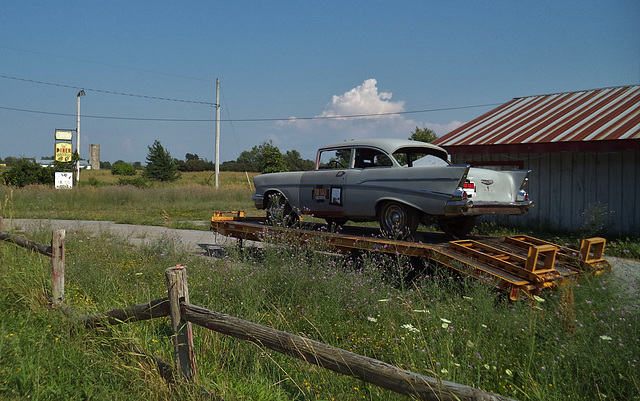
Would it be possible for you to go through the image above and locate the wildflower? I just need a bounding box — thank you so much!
[402,324,420,333]
[367,316,378,323]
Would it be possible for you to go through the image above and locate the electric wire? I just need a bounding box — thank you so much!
[0,74,217,106]
[0,73,501,122]
[0,103,499,122]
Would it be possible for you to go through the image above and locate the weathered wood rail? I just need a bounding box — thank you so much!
[0,217,518,401]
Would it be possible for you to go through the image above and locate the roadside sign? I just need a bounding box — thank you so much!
[55,142,73,162]
[55,172,73,189]
[55,129,74,141]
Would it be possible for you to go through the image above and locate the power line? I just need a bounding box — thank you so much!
[0,73,501,121]
[0,102,501,123]
[0,46,214,83]
[0,74,217,106]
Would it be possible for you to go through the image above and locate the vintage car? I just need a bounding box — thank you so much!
[252,138,533,237]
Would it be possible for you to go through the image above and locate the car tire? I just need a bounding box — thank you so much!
[438,216,477,238]
[266,193,299,227]
[379,201,419,236]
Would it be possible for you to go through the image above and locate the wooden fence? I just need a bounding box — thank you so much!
[0,218,518,401]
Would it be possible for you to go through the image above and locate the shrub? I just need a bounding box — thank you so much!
[1,159,54,187]
[116,176,150,188]
[111,162,136,176]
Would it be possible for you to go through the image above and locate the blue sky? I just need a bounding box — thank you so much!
[1,1,638,164]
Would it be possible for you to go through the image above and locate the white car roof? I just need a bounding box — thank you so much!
[319,138,449,159]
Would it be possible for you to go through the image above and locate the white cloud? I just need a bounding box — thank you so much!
[318,78,405,119]
[269,79,468,159]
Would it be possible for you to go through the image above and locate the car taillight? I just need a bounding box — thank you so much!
[517,189,529,202]
[463,182,475,190]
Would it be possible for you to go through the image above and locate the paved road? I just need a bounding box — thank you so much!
[5,218,244,256]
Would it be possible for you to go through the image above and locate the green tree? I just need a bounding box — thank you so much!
[262,143,289,174]
[409,126,437,143]
[284,150,315,171]
[143,140,181,181]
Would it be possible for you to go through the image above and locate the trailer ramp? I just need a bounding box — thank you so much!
[211,214,611,300]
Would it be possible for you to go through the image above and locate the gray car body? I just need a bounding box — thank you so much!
[252,138,533,225]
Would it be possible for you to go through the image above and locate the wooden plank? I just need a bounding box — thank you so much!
[81,298,170,327]
[0,230,53,256]
[182,302,517,401]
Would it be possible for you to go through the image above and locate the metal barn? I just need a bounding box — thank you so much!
[433,85,640,235]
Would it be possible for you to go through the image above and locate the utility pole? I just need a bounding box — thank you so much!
[215,78,220,189]
[76,90,85,183]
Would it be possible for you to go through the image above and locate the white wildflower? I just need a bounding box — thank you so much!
[401,324,420,333]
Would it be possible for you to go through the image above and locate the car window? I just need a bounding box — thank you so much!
[393,151,449,167]
[318,149,351,169]
[355,148,392,168]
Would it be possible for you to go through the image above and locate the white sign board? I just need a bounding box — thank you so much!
[55,172,74,189]
[55,129,74,141]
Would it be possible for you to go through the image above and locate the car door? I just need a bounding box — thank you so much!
[299,148,351,218]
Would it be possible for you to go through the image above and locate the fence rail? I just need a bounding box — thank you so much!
[0,218,518,401]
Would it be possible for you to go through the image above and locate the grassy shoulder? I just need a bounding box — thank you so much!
[1,225,638,400]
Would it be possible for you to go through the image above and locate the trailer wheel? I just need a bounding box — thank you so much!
[438,216,476,238]
[379,201,419,236]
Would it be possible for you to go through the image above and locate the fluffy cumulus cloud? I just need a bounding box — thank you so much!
[318,78,405,119]
[270,79,466,159]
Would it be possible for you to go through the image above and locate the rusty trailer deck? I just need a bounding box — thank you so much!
[210,213,611,300]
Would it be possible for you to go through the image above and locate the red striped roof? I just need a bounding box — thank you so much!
[433,85,640,153]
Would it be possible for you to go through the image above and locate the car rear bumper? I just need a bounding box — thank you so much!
[444,200,534,216]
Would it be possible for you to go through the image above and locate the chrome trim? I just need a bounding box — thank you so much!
[252,194,264,209]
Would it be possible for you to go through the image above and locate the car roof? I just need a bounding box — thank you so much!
[319,138,449,159]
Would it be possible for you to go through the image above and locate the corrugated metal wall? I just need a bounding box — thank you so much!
[451,150,640,235]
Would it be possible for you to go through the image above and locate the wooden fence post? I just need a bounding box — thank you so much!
[51,229,66,306]
[165,265,197,380]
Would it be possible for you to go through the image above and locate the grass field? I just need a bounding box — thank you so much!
[1,172,639,400]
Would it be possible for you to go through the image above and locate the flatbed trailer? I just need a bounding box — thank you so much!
[211,212,611,300]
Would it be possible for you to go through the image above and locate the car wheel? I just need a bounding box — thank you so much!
[266,193,299,226]
[438,216,477,238]
[379,201,419,235]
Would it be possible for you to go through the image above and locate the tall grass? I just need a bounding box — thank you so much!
[1,222,638,400]
[0,171,258,225]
